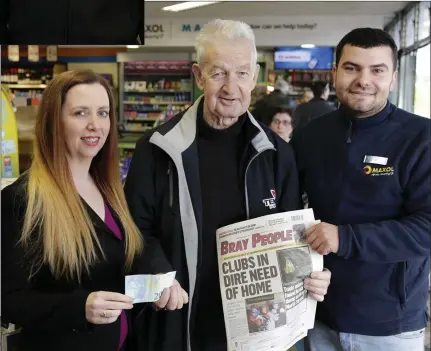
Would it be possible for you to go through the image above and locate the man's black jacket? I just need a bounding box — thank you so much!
[293,97,337,129]
[0,0,142,44]
[124,96,301,351]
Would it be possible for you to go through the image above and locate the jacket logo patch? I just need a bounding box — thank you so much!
[363,165,394,176]
[263,190,277,209]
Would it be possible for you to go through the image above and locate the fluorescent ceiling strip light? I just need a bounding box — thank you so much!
[162,1,221,12]
[301,44,315,49]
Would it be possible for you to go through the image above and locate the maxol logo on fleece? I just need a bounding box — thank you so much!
[363,165,395,176]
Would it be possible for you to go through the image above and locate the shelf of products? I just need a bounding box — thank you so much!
[119,149,135,183]
[120,61,192,133]
[267,69,337,108]
[118,60,194,182]
[120,61,193,133]
[1,67,53,86]
[1,65,54,107]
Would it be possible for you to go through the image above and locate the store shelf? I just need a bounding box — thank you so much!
[5,84,47,89]
[125,90,192,94]
[118,142,137,149]
[124,117,160,122]
[125,72,191,76]
[119,129,153,134]
[287,91,336,96]
[124,101,191,105]
[120,60,193,147]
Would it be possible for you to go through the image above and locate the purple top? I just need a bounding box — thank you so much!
[104,203,128,350]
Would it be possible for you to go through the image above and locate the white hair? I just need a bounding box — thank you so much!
[195,19,257,66]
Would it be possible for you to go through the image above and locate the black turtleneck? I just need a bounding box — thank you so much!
[193,108,247,351]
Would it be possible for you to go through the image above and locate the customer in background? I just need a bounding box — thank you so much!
[252,78,291,123]
[296,88,314,106]
[0,0,143,44]
[1,70,146,351]
[293,81,337,129]
[124,19,331,351]
[291,28,430,351]
[267,107,295,142]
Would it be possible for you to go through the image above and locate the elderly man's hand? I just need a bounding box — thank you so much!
[305,222,339,255]
[153,279,189,311]
[304,269,331,302]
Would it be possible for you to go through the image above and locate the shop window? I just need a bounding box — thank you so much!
[398,52,417,112]
[405,8,416,47]
[414,44,430,118]
[390,20,402,50]
[418,1,430,40]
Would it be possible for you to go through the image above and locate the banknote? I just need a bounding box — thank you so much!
[125,271,176,303]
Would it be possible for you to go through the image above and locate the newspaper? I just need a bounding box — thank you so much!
[216,209,323,351]
[125,271,176,303]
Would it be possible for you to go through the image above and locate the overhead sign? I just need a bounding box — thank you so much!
[274,47,335,70]
[144,21,171,40]
[143,16,384,47]
[181,24,202,32]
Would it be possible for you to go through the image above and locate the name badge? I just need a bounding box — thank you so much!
[363,155,388,165]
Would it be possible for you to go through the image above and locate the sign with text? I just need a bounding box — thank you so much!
[144,21,171,41]
[143,16,384,47]
[274,47,334,70]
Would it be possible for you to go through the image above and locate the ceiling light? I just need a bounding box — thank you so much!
[162,1,221,12]
[127,45,140,49]
[301,44,315,49]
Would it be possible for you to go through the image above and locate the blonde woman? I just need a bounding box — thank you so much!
[1,70,144,351]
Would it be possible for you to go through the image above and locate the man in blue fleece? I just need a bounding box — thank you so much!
[291,28,430,351]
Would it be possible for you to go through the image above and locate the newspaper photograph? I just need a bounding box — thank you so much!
[216,209,323,351]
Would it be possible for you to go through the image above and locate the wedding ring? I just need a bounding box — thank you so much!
[101,310,109,318]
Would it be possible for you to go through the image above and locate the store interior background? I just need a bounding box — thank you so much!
[1,1,429,182]
[0,1,430,351]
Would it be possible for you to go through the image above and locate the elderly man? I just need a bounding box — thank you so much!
[124,19,331,351]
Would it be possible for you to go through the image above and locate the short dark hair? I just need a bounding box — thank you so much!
[335,28,398,70]
[310,81,328,98]
[265,106,294,127]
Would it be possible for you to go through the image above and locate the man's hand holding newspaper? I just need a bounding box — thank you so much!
[306,222,340,255]
[304,270,331,302]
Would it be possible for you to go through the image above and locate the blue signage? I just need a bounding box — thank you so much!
[274,47,334,70]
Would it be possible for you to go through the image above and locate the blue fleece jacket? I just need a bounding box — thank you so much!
[291,102,431,336]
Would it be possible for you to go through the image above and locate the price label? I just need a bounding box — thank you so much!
[46,46,58,62]
[7,46,19,62]
[28,45,39,62]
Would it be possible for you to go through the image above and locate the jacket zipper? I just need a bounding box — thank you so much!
[346,119,352,144]
[244,147,275,219]
[168,162,173,208]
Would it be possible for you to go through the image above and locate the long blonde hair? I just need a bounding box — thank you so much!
[21,69,143,281]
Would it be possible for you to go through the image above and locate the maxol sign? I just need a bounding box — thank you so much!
[182,24,202,32]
